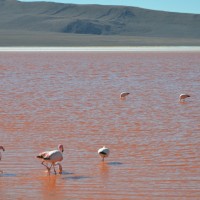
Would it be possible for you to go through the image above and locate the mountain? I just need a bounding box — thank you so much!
[0,0,200,46]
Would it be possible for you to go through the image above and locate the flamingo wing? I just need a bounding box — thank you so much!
[37,151,49,159]
[43,150,63,162]
[98,147,109,156]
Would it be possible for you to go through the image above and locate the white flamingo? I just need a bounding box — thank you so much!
[179,94,190,102]
[120,92,130,99]
[98,146,110,161]
[37,144,64,174]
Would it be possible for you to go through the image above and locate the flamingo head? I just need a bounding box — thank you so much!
[0,146,5,151]
[58,144,64,152]
[58,163,63,174]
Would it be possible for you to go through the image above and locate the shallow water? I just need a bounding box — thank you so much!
[0,51,200,199]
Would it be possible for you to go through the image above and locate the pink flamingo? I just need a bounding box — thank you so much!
[179,94,190,102]
[120,92,130,99]
[0,146,5,161]
[37,144,64,174]
[0,146,5,173]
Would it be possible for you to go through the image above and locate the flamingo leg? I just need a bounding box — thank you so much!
[49,164,52,169]
[52,164,57,174]
[47,164,53,175]
[41,161,51,171]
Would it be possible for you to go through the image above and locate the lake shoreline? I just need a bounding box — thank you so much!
[0,46,200,52]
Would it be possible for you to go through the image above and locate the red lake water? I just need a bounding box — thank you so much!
[0,50,200,199]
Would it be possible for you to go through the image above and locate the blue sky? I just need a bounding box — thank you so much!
[20,0,200,14]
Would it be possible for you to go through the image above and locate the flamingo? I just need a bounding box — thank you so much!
[179,94,190,102]
[37,144,64,174]
[0,146,5,161]
[98,146,110,161]
[120,92,130,99]
[0,146,5,173]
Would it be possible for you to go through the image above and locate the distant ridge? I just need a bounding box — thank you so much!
[0,0,200,46]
